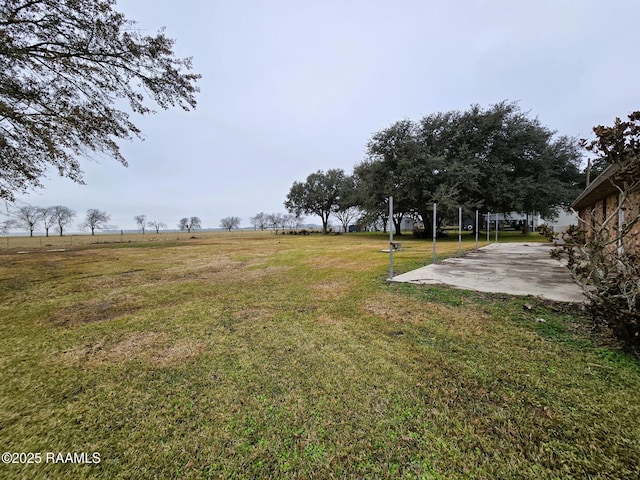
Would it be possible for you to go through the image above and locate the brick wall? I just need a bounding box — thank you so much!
[578,190,640,257]
[623,190,640,256]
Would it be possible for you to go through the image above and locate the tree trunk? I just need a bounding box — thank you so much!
[394,219,402,236]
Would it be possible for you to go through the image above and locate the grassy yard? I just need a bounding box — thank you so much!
[1,231,638,479]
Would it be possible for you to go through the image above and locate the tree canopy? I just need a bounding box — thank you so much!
[80,208,110,235]
[220,216,241,232]
[354,102,583,233]
[581,111,640,179]
[286,102,583,234]
[284,169,345,234]
[134,215,147,234]
[0,0,200,201]
[49,205,75,236]
[12,204,42,236]
[178,216,201,233]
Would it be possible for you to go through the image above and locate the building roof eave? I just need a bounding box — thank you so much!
[571,163,621,211]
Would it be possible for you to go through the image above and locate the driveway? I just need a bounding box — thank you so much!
[390,242,585,303]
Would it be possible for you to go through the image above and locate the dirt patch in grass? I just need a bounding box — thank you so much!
[309,278,353,301]
[63,331,206,367]
[51,295,144,326]
[233,306,276,321]
[242,264,291,280]
[162,257,243,280]
[138,257,288,285]
[362,291,489,339]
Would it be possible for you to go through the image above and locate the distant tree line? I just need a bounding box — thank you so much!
[285,102,584,235]
[8,205,77,236]
[3,207,240,236]
[249,212,304,234]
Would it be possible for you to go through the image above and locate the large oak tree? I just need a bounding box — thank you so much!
[285,169,345,234]
[357,102,583,233]
[0,0,200,201]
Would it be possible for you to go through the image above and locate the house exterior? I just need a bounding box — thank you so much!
[543,209,579,232]
[482,211,577,232]
[571,161,640,256]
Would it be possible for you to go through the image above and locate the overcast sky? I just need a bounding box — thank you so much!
[11,0,640,231]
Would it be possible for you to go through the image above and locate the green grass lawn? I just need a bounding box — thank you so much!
[1,231,638,479]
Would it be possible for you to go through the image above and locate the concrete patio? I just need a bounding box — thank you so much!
[390,242,585,303]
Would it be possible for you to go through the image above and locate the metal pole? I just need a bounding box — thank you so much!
[458,207,462,255]
[495,215,498,243]
[432,203,437,264]
[475,210,479,251]
[388,196,393,280]
[486,212,490,243]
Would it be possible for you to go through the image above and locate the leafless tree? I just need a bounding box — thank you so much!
[41,207,56,237]
[134,215,147,234]
[250,212,268,231]
[220,216,241,232]
[50,206,75,236]
[178,217,201,233]
[148,220,167,234]
[267,213,287,234]
[80,209,111,235]
[12,204,43,237]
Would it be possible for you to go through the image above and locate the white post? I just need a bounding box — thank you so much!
[475,210,479,251]
[432,203,437,264]
[495,215,498,243]
[388,196,393,280]
[458,207,462,255]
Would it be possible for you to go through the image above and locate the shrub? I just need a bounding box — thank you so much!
[551,226,640,346]
[551,112,640,348]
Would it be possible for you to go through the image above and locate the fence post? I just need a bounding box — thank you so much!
[486,213,490,243]
[458,207,462,255]
[388,196,393,280]
[432,203,437,264]
[475,210,479,251]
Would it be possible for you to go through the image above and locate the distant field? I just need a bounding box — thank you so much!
[1,229,271,250]
[0,228,546,250]
[1,232,638,479]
